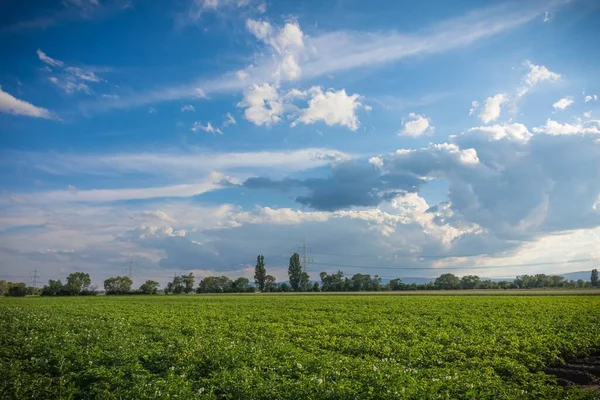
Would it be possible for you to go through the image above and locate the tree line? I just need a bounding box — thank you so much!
[2,258,599,296]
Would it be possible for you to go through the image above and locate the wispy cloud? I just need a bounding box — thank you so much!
[85,1,557,113]
[0,85,55,119]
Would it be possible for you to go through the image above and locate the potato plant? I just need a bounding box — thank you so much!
[1,295,599,399]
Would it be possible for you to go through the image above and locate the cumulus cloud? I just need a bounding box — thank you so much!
[532,119,600,135]
[181,104,195,112]
[191,121,223,135]
[293,86,362,131]
[0,85,54,119]
[517,61,561,98]
[584,94,598,103]
[469,123,532,143]
[552,97,574,111]
[237,83,283,126]
[400,113,434,137]
[479,94,505,124]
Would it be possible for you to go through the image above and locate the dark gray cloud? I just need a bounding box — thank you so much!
[243,161,424,211]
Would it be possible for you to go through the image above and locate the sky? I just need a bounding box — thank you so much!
[1,0,600,287]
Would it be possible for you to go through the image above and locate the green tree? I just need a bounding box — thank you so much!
[592,269,599,287]
[0,280,8,296]
[264,275,277,292]
[460,275,480,290]
[65,272,91,295]
[139,280,160,294]
[233,277,251,292]
[182,273,195,294]
[172,276,185,294]
[434,273,460,290]
[197,276,233,293]
[103,276,133,295]
[41,279,63,296]
[254,255,267,291]
[7,282,27,297]
[288,253,302,291]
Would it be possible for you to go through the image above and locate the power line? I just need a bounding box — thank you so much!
[311,257,600,271]
[29,269,39,287]
[311,251,516,259]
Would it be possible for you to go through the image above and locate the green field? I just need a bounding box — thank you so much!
[1,295,600,399]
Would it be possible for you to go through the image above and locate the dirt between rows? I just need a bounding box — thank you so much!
[545,352,600,393]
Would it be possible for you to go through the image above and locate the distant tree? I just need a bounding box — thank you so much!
[197,276,233,293]
[460,275,480,290]
[576,279,586,288]
[288,253,302,291]
[278,282,291,292]
[299,272,311,292]
[320,270,345,292]
[389,278,405,291]
[182,273,195,294]
[264,275,276,292]
[254,255,267,292]
[592,269,599,287]
[312,282,320,292]
[7,282,27,297]
[232,277,252,292]
[434,273,460,290]
[0,280,8,296]
[41,279,63,296]
[139,280,160,294]
[104,276,133,295]
[172,276,185,294]
[26,286,41,296]
[65,272,91,295]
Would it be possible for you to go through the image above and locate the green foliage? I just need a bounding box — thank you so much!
[103,276,133,295]
[139,280,160,294]
[6,282,27,297]
[41,279,64,296]
[435,273,460,290]
[254,255,267,291]
[65,272,92,295]
[0,295,599,399]
[0,280,8,296]
[592,269,599,287]
[288,253,302,291]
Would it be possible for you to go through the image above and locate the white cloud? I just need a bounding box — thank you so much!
[181,104,195,112]
[0,85,54,119]
[148,107,156,114]
[237,83,283,126]
[246,19,305,82]
[191,121,223,135]
[469,123,532,143]
[552,97,574,111]
[66,66,101,82]
[364,105,372,112]
[532,119,600,136]
[400,113,434,137]
[584,112,592,118]
[86,2,554,113]
[7,181,223,204]
[431,143,480,165]
[584,94,598,103]
[517,61,561,98]
[368,156,383,168]
[223,112,237,127]
[293,86,362,131]
[468,100,479,116]
[194,88,208,99]
[36,49,63,67]
[479,93,505,124]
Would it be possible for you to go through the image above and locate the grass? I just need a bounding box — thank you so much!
[1,294,600,399]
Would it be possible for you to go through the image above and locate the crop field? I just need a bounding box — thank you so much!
[1,295,600,400]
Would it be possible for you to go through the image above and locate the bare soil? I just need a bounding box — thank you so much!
[546,352,600,393]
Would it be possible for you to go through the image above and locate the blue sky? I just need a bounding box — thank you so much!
[1,0,600,286]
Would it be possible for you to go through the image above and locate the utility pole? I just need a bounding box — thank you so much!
[30,269,39,287]
[298,238,313,272]
[122,256,138,279]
